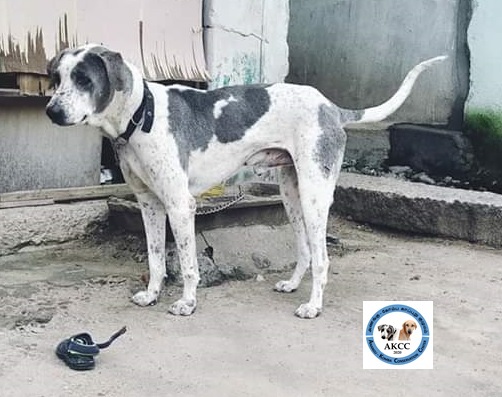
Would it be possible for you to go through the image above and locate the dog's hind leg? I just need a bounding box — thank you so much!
[274,166,311,293]
[293,147,343,318]
[132,191,167,306]
[295,175,336,319]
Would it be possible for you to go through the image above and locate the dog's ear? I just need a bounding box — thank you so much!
[378,325,383,331]
[93,49,130,92]
[101,50,126,90]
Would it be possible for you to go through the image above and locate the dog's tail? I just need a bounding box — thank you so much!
[341,55,447,126]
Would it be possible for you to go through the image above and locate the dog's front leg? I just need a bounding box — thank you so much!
[131,192,166,306]
[166,196,200,316]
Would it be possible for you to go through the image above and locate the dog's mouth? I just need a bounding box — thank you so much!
[49,117,77,127]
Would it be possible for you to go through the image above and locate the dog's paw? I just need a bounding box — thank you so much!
[168,298,196,316]
[294,303,321,319]
[132,290,158,307]
[274,280,298,293]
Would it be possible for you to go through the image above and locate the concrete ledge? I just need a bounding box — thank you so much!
[0,200,108,256]
[335,172,502,247]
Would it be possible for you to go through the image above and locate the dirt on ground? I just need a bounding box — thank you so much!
[0,215,501,397]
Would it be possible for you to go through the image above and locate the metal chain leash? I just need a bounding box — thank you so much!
[195,186,245,216]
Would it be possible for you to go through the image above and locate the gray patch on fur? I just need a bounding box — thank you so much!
[167,85,271,169]
[71,49,132,113]
[73,53,112,113]
[87,47,132,93]
[340,109,365,125]
[314,104,347,177]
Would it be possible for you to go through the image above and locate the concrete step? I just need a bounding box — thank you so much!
[335,172,502,247]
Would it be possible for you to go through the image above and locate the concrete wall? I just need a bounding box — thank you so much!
[288,0,469,128]
[0,98,101,193]
[466,0,502,113]
[204,0,289,88]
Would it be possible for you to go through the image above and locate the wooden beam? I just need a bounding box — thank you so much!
[0,198,54,209]
[0,184,283,211]
[0,184,132,203]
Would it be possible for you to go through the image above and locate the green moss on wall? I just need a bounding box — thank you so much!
[212,54,259,88]
[464,109,502,192]
[465,110,502,170]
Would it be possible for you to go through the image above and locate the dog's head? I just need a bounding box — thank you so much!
[377,324,397,340]
[402,320,417,336]
[46,45,132,126]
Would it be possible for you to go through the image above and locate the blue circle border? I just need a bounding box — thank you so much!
[365,304,430,365]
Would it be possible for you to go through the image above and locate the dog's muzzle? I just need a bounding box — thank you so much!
[46,102,74,126]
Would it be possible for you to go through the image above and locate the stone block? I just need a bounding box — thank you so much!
[388,124,473,178]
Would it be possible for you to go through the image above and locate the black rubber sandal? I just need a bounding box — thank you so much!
[56,326,127,370]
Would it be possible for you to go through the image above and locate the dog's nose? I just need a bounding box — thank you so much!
[46,103,66,125]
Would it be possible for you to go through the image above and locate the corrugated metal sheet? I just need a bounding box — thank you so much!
[0,0,209,82]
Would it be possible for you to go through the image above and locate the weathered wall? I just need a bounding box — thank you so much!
[466,0,502,113]
[288,0,468,127]
[204,0,289,88]
[0,98,101,193]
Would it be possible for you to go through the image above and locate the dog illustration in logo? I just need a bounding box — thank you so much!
[398,320,418,340]
[377,324,398,341]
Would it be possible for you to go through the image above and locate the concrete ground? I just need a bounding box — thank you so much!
[1,216,501,396]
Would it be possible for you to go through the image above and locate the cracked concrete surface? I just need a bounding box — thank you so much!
[204,24,268,42]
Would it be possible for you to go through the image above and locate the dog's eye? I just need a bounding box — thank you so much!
[74,70,92,88]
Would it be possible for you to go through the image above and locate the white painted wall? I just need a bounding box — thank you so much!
[467,0,502,112]
[204,0,289,88]
[261,0,289,85]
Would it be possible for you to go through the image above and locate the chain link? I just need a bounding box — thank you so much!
[195,187,245,215]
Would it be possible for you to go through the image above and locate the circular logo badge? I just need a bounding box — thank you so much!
[365,304,430,365]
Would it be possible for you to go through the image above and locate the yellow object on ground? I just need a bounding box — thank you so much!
[198,184,225,198]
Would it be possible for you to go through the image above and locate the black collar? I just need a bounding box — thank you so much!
[116,81,154,144]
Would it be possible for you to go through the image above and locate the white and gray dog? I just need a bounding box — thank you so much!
[46,44,445,318]
[377,324,398,341]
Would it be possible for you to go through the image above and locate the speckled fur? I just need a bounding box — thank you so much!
[46,44,445,318]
